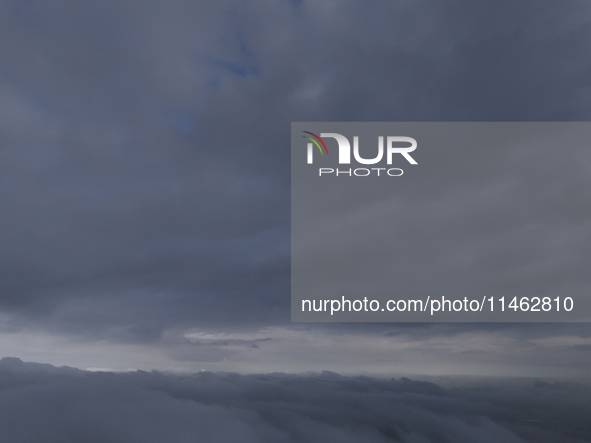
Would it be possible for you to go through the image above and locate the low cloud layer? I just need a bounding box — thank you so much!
[2,323,591,380]
[0,358,589,443]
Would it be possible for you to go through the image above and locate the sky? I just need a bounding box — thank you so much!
[2,1,591,441]
[1,0,591,382]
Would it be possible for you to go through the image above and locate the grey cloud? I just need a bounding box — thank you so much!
[0,358,590,443]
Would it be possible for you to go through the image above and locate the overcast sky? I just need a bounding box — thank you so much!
[1,0,591,382]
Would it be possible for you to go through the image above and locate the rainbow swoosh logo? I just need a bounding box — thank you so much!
[302,131,328,155]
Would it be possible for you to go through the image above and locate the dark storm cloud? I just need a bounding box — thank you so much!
[0,0,590,343]
[0,0,293,337]
[0,358,590,443]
